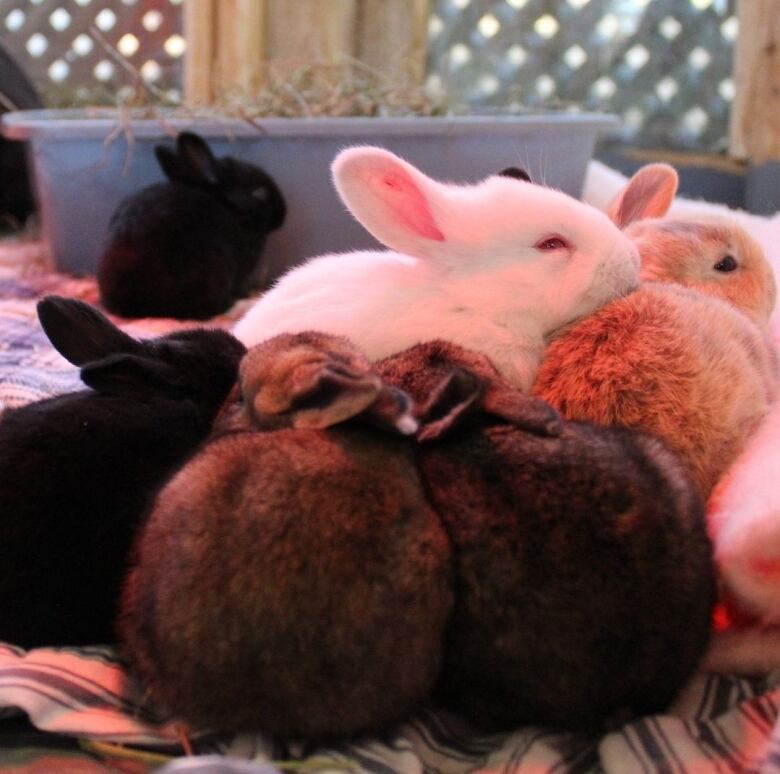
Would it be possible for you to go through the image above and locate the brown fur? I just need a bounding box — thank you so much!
[118,334,452,739]
[120,333,714,737]
[377,340,715,734]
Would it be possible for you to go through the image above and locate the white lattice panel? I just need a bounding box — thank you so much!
[0,0,183,104]
[427,0,737,151]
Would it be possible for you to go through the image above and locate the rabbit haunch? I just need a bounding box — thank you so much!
[233,146,641,391]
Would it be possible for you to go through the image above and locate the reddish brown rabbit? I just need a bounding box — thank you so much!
[376,340,714,734]
[118,332,453,739]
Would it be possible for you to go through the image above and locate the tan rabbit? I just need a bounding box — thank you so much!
[118,331,454,739]
[534,164,778,499]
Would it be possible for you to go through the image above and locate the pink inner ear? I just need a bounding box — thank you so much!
[368,167,445,242]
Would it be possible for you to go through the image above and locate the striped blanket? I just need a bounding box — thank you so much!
[2,251,780,772]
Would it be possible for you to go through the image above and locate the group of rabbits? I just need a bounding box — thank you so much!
[1,142,777,741]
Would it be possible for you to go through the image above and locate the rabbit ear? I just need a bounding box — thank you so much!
[417,368,484,442]
[79,352,183,395]
[175,132,220,186]
[498,166,532,182]
[253,360,383,430]
[154,144,186,182]
[332,146,446,256]
[37,296,139,367]
[483,388,562,437]
[608,163,679,229]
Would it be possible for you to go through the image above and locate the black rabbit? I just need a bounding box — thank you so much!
[97,131,286,320]
[0,41,43,227]
[0,296,246,648]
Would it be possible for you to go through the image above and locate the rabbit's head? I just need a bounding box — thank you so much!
[635,219,775,327]
[607,163,777,326]
[155,131,287,236]
[37,296,246,408]
[331,146,642,335]
[237,331,417,434]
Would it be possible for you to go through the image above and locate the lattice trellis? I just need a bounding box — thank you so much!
[0,0,183,105]
[0,0,739,151]
[427,0,737,152]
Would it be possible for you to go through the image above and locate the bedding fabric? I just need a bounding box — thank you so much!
[2,256,780,772]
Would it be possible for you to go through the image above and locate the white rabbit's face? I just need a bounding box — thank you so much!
[426,175,642,331]
[333,146,641,335]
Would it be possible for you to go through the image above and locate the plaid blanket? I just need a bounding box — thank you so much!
[3,250,780,772]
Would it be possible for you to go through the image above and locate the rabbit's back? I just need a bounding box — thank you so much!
[119,427,453,738]
[534,282,778,498]
[419,418,714,732]
[98,184,250,320]
[0,390,205,647]
[235,251,549,390]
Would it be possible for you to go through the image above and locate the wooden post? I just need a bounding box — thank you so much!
[183,0,431,105]
[729,0,780,163]
[214,0,267,95]
[357,0,430,83]
[183,0,216,105]
[265,0,357,61]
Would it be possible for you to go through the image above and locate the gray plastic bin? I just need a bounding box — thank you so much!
[2,109,619,281]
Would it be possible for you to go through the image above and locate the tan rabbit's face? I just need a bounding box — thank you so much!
[629,218,777,327]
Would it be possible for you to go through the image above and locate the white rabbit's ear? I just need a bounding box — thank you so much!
[607,163,679,229]
[332,147,446,255]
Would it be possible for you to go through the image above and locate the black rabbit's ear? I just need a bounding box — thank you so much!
[482,388,562,437]
[416,368,484,442]
[498,166,532,183]
[176,132,220,186]
[37,296,139,367]
[79,352,182,396]
[154,144,186,183]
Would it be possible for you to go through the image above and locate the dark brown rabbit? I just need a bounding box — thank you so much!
[118,332,454,739]
[378,341,717,734]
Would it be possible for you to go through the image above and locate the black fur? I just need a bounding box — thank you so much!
[0,296,246,647]
[0,42,42,227]
[97,131,286,320]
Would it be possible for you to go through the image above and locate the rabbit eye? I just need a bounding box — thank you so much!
[535,235,569,252]
[252,187,269,201]
[714,254,737,272]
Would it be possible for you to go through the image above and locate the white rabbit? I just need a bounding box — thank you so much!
[233,147,642,391]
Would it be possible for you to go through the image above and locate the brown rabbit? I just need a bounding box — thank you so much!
[534,164,778,499]
[118,331,454,739]
[376,340,715,734]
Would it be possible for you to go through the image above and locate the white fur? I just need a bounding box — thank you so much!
[586,158,780,667]
[234,147,641,391]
